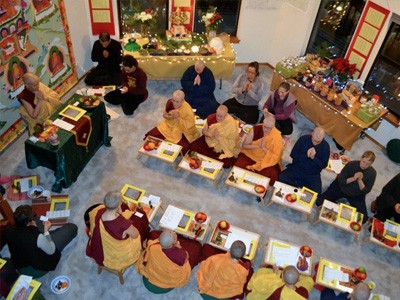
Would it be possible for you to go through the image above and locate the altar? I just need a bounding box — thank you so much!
[124,43,236,80]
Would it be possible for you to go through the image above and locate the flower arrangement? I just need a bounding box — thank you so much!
[331,57,357,77]
[201,6,222,31]
[132,9,157,27]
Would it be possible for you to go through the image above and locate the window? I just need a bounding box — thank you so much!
[193,0,241,36]
[306,0,366,58]
[364,22,400,117]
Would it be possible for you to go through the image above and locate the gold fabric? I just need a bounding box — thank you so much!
[241,127,283,171]
[136,239,191,288]
[205,114,240,159]
[247,268,314,300]
[126,44,236,80]
[196,252,248,299]
[19,82,62,134]
[157,101,199,143]
[271,72,388,150]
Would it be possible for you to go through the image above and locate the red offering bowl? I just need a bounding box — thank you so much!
[299,245,313,257]
[350,222,362,232]
[285,194,297,203]
[353,268,367,281]
[195,212,207,224]
[254,184,266,194]
[217,220,230,231]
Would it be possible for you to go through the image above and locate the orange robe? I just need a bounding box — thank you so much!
[240,127,283,171]
[196,252,249,299]
[157,100,199,144]
[136,239,191,288]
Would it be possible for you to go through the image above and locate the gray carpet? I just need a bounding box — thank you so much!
[1,65,399,300]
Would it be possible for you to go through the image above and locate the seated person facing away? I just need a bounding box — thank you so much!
[263,82,297,137]
[196,241,252,300]
[181,60,219,119]
[190,105,240,168]
[316,151,377,223]
[373,172,400,223]
[247,264,314,300]
[223,61,264,124]
[86,191,149,271]
[84,32,123,86]
[4,205,77,274]
[18,72,62,135]
[104,55,148,116]
[145,90,199,154]
[136,229,191,293]
[279,127,330,194]
[320,282,371,300]
[234,114,284,186]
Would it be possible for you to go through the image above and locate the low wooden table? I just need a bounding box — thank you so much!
[137,136,183,170]
[263,237,314,275]
[208,222,260,263]
[316,257,357,293]
[364,218,400,253]
[265,181,317,222]
[121,183,163,228]
[314,200,363,243]
[223,166,269,200]
[158,204,212,245]
[177,153,225,188]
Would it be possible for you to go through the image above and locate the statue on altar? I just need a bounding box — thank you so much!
[167,7,191,41]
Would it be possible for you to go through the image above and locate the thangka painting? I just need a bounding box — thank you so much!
[0,0,78,153]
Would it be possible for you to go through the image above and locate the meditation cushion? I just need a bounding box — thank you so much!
[387,139,400,163]
[142,276,173,294]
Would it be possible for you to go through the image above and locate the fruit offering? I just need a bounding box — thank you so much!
[187,151,202,169]
[353,266,367,281]
[254,185,266,194]
[218,220,230,231]
[195,212,207,224]
[78,95,101,108]
[350,222,361,232]
[143,138,161,151]
[300,245,313,257]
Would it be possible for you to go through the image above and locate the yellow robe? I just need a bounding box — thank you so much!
[205,114,240,159]
[157,101,199,144]
[136,239,191,288]
[196,252,249,299]
[247,268,314,300]
[19,82,62,134]
[88,205,142,270]
[241,127,283,171]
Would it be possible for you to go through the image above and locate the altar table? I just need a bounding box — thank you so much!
[125,43,236,80]
[271,72,388,150]
[25,94,110,192]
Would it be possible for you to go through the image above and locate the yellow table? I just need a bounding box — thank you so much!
[125,43,236,80]
[271,72,388,150]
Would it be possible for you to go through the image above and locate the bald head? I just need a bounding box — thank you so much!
[230,240,246,259]
[171,90,185,108]
[263,114,276,136]
[216,105,228,122]
[194,60,205,74]
[283,266,299,285]
[311,127,325,146]
[351,283,371,300]
[159,229,177,249]
[23,72,40,93]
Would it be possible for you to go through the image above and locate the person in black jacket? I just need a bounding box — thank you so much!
[374,173,400,222]
[4,205,77,272]
[84,32,123,86]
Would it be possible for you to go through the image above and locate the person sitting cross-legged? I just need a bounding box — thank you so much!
[196,241,253,300]
[234,114,284,186]
[189,105,240,168]
[145,90,199,154]
[278,127,330,194]
[247,264,314,300]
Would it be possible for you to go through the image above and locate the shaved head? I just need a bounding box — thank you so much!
[311,127,325,145]
[263,114,275,136]
[171,90,185,108]
[351,282,371,300]
[216,105,228,122]
[23,72,40,92]
[283,266,299,285]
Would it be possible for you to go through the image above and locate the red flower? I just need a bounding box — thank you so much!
[215,13,221,20]
[331,57,357,77]
[145,9,152,14]
[209,17,215,24]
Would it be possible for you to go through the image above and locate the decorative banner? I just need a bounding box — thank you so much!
[0,0,78,153]
[171,0,195,31]
[88,0,115,35]
[346,1,389,76]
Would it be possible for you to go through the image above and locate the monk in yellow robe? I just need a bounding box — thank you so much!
[190,105,240,168]
[234,114,283,185]
[86,191,144,271]
[18,73,62,135]
[145,90,199,154]
[136,229,191,293]
[196,241,252,299]
[247,265,314,300]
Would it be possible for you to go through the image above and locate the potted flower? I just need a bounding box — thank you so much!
[131,9,157,35]
[200,6,222,37]
[330,57,357,89]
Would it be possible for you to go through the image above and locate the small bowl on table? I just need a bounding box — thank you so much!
[350,221,362,232]
[194,212,207,224]
[285,193,297,203]
[254,184,266,195]
[28,185,44,199]
[217,220,230,231]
